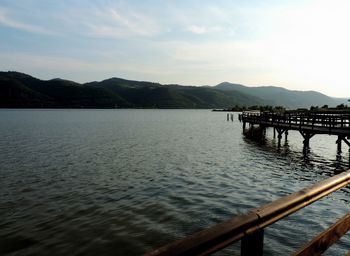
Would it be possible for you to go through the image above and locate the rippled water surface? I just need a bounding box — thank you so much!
[1,109,350,255]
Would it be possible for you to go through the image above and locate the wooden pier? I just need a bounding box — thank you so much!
[238,110,350,153]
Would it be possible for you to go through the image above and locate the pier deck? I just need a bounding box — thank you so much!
[239,110,350,150]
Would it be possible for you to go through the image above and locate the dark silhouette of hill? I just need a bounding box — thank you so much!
[215,82,345,109]
[0,71,346,109]
[85,77,264,108]
[0,72,264,108]
[0,72,129,108]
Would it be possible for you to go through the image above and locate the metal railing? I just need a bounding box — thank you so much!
[145,170,350,256]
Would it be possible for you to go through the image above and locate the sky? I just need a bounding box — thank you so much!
[0,0,350,97]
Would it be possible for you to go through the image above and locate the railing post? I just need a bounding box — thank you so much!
[241,229,264,256]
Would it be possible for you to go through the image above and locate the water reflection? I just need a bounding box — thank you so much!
[243,126,349,176]
[242,125,266,143]
[240,125,350,255]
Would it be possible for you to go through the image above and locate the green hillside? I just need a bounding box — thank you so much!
[0,71,346,109]
[0,72,266,108]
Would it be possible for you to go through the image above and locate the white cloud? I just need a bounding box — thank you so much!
[83,7,161,38]
[186,25,228,34]
[9,3,163,39]
[186,25,208,34]
[0,51,176,83]
[0,8,54,35]
[0,53,108,72]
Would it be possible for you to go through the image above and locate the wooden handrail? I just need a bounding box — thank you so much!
[294,212,350,256]
[145,170,350,256]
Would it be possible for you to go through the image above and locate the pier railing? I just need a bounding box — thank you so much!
[238,110,350,151]
[239,111,350,131]
[145,170,350,256]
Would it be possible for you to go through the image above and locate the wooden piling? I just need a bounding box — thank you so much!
[337,135,342,153]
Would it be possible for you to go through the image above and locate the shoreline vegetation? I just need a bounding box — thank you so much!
[212,104,350,113]
[1,71,348,110]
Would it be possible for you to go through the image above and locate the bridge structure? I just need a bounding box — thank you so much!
[238,110,350,153]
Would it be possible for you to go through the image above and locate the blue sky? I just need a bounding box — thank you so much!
[0,0,349,97]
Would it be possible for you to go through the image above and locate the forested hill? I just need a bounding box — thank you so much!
[215,82,343,109]
[0,71,345,109]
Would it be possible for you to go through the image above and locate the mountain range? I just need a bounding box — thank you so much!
[0,71,346,109]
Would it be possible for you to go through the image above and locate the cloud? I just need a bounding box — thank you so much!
[186,25,229,36]
[0,51,176,83]
[0,52,107,72]
[84,7,161,38]
[0,3,161,39]
[186,25,208,34]
[0,8,54,35]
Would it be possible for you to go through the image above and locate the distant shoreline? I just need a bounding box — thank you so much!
[212,109,238,112]
[0,107,215,110]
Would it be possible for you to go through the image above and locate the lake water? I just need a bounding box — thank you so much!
[0,109,350,255]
